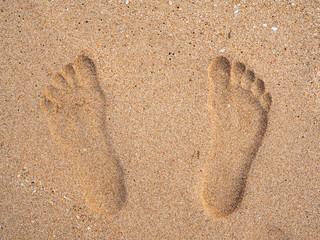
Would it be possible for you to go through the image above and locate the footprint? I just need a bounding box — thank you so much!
[41,55,126,215]
[202,56,272,217]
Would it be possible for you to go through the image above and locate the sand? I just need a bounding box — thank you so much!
[1,0,320,239]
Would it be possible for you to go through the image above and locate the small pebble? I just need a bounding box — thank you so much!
[219,49,225,53]
[272,27,278,31]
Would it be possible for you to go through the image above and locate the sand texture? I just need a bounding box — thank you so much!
[1,0,320,239]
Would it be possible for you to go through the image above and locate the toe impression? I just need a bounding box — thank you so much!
[61,64,77,88]
[251,78,265,98]
[40,97,55,115]
[208,56,231,100]
[241,70,255,90]
[52,74,70,91]
[231,62,246,87]
[45,85,65,106]
[73,55,100,90]
[73,55,105,103]
[260,92,272,112]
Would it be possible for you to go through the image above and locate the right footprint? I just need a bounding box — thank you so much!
[202,56,272,217]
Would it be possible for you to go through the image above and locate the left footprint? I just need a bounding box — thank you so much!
[41,55,126,215]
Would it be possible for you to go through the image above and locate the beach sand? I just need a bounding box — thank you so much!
[1,0,319,239]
